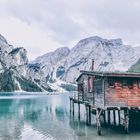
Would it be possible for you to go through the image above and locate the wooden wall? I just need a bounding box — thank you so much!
[77,74,93,104]
[93,77,104,108]
[105,77,140,107]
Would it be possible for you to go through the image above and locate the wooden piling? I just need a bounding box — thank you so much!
[69,96,133,135]
[124,109,129,133]
[113,110,116,126]
[88,106,91,125]
[118,110,121,125]
[70,99,71,113]
[78,103,80,120]
[107,110,111,125]
[72,100,74,117]
[86,105,89,125]
[96,109,102,135]
[103,110,106,125]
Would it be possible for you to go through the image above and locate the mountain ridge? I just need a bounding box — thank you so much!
[28,36,140,91]
[0,34,140,92]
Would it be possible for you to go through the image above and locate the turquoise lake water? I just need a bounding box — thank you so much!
[0,92,140,140]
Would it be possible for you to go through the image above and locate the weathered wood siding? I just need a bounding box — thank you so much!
[83,76,93,104]
[105,77,140,107]
[77,75,85,101]
[77,74,93,104]
[93,78,104,108]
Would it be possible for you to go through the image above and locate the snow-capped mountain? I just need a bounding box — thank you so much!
[29,36,140,88]
[0,34,44,92]
[28,47,74,91]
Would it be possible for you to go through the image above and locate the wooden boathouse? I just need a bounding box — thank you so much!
[69,61,140,135]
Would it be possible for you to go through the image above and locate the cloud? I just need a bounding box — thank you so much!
[0,17,60,60]
[0,0,140,59]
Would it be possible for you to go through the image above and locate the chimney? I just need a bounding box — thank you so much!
[91,59,94,71]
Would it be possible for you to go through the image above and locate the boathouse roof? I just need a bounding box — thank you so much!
[76,70,140,82]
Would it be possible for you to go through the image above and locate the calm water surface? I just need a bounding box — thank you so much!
[0,92,139,140]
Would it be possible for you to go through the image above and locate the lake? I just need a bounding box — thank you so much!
[0,92,140,140]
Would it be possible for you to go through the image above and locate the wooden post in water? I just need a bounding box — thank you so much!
[124,109,129,133]
[113,110,116,126]
[88,106,91,125]
[86,105,89,125]
[70,99,71,114]
[72,100,75,117]
[118,110,121,125]
[78,103,80,120]
[107,110,111,125]
[96,109,102,135]
[103,110,106,125]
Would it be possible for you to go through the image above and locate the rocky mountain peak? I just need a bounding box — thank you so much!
[0,34,44,92]
[0,34,7,44]
[29,36,140,85]
[33,46,70,65]
[78,36,123,47]
[108,39,122,46]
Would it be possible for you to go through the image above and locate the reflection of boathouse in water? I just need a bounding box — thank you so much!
[70,60,140,135]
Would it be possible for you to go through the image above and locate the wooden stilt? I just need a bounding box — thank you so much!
[124,109,129,134]
[96,109,102,135]
[72,100,74,117]
[118,110,121,125]
[70,99,72,119]
[86,105,89,125]
[70,99,71,113]
[88,106,91,125]
[113,110,116,126]
[78,103,80,120]
[108,110,111,125]
[103,110,106,125]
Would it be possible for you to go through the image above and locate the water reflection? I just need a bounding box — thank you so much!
[0,93,139,140]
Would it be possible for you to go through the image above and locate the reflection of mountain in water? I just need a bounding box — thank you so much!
[1,94,140,140]
[0,99,24,139]
[0,94,76,140]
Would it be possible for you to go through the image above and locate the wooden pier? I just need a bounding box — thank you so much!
[69,93,132,135]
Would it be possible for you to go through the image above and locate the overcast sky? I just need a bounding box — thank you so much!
[0,0,140,60]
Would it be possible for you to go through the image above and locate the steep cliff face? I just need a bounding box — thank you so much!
[28,47,72,92]
[0,34,42,92]
[30,47,70,81]
[30,36,140,88]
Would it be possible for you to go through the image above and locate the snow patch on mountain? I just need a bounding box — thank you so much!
[29,36,140,88]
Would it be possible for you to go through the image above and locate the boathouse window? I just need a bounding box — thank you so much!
[122,79,127,87]
[87,76,93,92]
[108,78,114,87]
